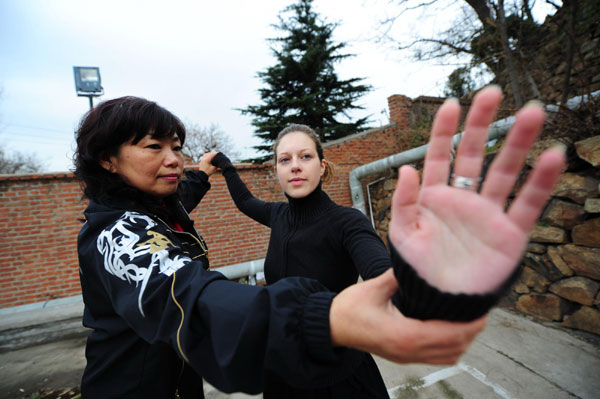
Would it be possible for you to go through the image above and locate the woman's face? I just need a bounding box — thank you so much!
[102,133,184,198]
[275,131,326,199]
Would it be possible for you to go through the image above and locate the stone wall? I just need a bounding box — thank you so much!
[368,134,600,337]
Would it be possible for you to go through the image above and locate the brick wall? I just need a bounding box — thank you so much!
[0,174,85,308]
[0,93,427,309]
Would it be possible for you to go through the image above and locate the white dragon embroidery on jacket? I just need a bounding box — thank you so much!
[97,211,192,316]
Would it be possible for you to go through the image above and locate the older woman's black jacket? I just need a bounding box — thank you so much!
[78,170,364,398]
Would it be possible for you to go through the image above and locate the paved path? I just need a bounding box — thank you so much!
[1,307,598,399]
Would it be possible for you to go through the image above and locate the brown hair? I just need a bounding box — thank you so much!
[273,124,334,184]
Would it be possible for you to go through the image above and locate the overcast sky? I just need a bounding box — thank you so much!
[0,0,553,172]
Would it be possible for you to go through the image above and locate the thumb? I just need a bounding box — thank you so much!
[370,268,398,301]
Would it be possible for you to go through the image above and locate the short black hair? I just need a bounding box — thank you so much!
[74,96,186,201]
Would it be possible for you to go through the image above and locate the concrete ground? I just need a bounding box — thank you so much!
[1,300,599,399]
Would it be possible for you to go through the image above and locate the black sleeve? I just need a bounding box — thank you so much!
[185,276,363,392]
[338,207,390,281]
[211,152,273,227]
[83,212,358,394]
[389,237,520,322]
[178,170,211,212]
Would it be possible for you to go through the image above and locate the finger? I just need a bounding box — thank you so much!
[387,316,486,364]
[507,147,566,232]
[422,98,461,187]
[452,86,503,181]
[480,103,546,205]
[389,166,420,245]
[420,316,486,351]
[392,165,420,208]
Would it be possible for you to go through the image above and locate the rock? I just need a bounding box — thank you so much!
[523,252,565,282]
[546,246,574,277]
[552,173,599,204]
[585,198,600,213]
[574,135,600,167]
[513,280,530,294]
[526,243,547,254]
[596,291,600,306]
[562,307,600,335]
[572,218,600,248]
[556,244,600,280]
[548,277,600,306]
[541,199,585,229]
[520,266,551,293]
[383,179,397,191]
[526,138,572,168]
[529,225,568,244]
[516,294,568,321]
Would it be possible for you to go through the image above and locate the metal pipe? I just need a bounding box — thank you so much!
[213,258,265,284]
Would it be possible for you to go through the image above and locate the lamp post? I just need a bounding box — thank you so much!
[73,66,104,109]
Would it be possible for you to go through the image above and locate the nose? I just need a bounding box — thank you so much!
[290,157,302,172]
[164,149,180,168]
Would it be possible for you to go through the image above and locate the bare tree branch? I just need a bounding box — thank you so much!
[0,147,45,174]
[182,123,241,162]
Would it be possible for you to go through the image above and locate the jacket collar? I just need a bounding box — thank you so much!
[285,182,335,224]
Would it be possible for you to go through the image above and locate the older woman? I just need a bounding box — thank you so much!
[74,87,564,399]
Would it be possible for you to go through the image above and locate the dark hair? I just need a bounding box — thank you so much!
[273,124,334,183]
[74,96,187,220]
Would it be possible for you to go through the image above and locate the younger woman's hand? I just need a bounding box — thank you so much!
[388,86,565,295]
[199,152,219,176]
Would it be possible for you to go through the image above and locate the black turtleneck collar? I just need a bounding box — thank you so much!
[285,182,336,224]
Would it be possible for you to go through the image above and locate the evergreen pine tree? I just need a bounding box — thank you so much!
[240,0,372,162]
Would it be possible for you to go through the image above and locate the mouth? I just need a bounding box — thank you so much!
[160,174,180,181]
[289,178,306,186]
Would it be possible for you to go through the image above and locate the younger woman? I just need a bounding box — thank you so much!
[211,124,391,398]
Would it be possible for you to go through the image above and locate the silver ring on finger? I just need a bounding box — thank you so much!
[450,174,481,191]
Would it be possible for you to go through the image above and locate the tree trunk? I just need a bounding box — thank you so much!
[464,0,494,27]
[560,0,577,107]
[498,0,523,107]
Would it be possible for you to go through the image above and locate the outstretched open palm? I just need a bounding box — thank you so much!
[389,87,566,295]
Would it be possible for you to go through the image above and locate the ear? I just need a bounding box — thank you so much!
[320,159,327,177]
[99,155,116,173]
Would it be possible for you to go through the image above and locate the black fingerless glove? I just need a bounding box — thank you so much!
[389,236,520,321]
[211,152,235,172]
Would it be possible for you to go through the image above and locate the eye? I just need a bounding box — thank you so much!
[278,157,290,164]
[146,144,161,150]
[173,145,183,152]
[301,154,312,160]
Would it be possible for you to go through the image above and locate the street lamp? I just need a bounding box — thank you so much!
[73,66,104,110]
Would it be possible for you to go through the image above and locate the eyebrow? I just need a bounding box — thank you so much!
[279,147,313,155]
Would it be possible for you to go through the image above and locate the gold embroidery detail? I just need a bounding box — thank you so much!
[138,231,173,253]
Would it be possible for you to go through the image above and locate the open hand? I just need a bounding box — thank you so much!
[389,86,566,295]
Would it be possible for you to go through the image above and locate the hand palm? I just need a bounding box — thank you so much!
[388,87,565,295]
[392,185,524,294]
